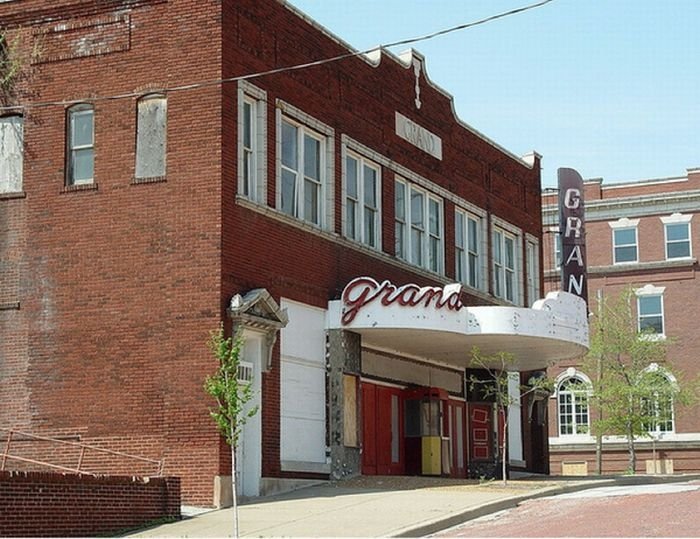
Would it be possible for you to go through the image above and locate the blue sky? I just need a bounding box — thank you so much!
[287,0,699,187]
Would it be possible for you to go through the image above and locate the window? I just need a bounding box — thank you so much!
[661,214,692,260]
[526,237,540,306]
[557,376,590,436]
[344,151,380,249]
[455,209,483,290]
[277,106,333,228]
[493,227,518,303]
[0,115,23,193]
[552,229,561,270]
[395,178,443,273]
[610,218,639,264]
[135,94,166,179]
[637,289,664,336]
[238,83,267,202]
[641,369,675,435]
[66,104,94,185]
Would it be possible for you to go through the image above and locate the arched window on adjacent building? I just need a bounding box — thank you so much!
[557,372,591,436]
[641,365,676,435]
[135,94,167,179]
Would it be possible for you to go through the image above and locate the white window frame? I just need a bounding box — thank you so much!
[395,177,443,274]
[238,82,267,203]
[636,284,666,339]
[135,93,167,179]
[641,364,676,436]
[661,213,692,261]
[525,234,540,307]
[342,148,381,250]
[609,218,639,264]
[66,104,95,186]
[455,206,486,291]
[555,371,592,438]
[491,218,523,305]
[276,102,334,230]
[548,226,561,270]
[0,114,23,194]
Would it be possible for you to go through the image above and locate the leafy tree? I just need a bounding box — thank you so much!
[204,325,258,538]
[583,288,692,473]
[468,348,553,486]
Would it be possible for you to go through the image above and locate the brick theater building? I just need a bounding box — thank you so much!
[543,168,700,475]
[1,0,588,506]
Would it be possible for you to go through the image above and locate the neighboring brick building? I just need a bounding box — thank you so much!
[543,168,700,475]
[1,0,588,506]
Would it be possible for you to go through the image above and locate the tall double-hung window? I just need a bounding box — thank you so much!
[455,208,484,291]
[636,284,665,337]
[238,82,267,203]
[0,115,23,193]
[344,151,380,249]
[66,104,94,185]
[661,213,692,260]
[492,223,520,304]
[526,236,540,306]
[278,104,333,229]
[610,218,639,264]
[641,368,675,435]
[557,375,591,436]
[395,178,443,273]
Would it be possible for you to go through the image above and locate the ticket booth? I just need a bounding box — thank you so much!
[404,387,449,476]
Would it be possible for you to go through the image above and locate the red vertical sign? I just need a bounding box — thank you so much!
[558,168,588,307]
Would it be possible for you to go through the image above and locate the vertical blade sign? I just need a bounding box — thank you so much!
[558,168,588,307]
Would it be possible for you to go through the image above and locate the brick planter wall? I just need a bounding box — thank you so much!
[0,471,180,537]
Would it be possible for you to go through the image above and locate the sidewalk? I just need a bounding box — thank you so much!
[129,474,700,538]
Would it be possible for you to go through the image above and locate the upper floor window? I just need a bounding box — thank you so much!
[238,82,267,203]
[640,368,675,435]
[526,237,540,306]
[0,114,23,193]
[557,375,591,436]
[661,213,692,260]
[395,178,443,273]
[344,151,380,249]
[135,94,166,179]
[552,228,561,270]
[455,208,484,291]
[277,104,334,229]
[636,285,665,337]
[610,218,639,264]
[66,104,94,185]
[492,224,520,304]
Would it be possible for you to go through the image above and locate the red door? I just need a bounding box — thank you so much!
[362,383,404,475]
[470,403,492,461]
[450,400,467,478]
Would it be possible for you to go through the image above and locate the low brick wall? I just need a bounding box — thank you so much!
[0,470,181,537]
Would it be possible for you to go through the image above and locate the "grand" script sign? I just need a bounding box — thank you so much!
[341,277,463,325]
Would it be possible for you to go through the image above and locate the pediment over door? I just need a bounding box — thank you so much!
[227,289,288,371]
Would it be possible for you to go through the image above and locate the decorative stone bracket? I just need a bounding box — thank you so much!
[227,289,288,372]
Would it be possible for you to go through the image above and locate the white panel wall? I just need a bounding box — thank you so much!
[280,299,328,471]
[507,372,524,465]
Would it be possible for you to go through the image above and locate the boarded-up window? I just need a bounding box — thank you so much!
[343,374,358,447]
[0,115,23,193]
[135,95,166,178]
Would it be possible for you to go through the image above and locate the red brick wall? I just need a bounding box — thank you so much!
[0,471,180,537]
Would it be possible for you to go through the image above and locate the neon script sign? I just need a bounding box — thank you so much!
[341,277,464,325]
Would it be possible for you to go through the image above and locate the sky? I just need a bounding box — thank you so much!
[287,0,700,188]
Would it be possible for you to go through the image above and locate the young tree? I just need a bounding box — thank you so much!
[583,288,687,473]
[468,348,552,486]
[204,325,258,538]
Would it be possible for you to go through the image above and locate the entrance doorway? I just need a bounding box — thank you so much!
[361,383,404,475]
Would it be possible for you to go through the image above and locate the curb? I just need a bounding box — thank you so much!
[391,474,700,538]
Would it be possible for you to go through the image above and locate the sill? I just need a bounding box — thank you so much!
[132,176,167,185]
[0,191,26,200]
[61,183,98,194]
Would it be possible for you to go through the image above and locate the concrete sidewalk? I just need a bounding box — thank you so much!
[128,474,700,538]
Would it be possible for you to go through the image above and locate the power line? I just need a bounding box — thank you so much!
[0,0,555,113]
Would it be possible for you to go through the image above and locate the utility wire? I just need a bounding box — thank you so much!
[0,0,554,112]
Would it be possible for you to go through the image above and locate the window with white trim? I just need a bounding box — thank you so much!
[492,225,520,304]
[557,376,590,436]
[344,151,380,249]
[0,114,23,193]
[661,214,692,260]
[66,104,94,185]
[455,208,484,291]
[610,218,639,264]
[238,83,267,203]
[636,286,665,336]
[277,105,333,228]
[394,178,443,273]
[641,369,675,434]
[135,94,166,179]
[552,228,561,270]
[526,237,540,306]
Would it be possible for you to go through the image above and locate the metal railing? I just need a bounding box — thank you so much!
[0,428,164,477]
